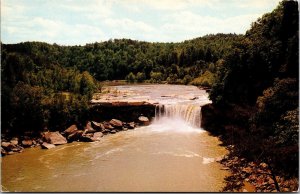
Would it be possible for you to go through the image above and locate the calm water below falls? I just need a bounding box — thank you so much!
[1,85,229,192]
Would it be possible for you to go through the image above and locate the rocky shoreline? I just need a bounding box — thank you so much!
[218,146,298,192]
[1,116,150,156]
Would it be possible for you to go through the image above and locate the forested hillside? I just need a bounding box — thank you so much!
[206,0,298,182]
[1,33,241,135]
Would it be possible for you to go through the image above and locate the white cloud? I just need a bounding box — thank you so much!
[1,0,283,44]
[160,11,261,40]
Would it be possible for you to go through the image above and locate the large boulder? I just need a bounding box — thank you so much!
[41,142,56,149]
[138,116,150,125]
[80,133,94,142]
[85,122,96,133]
[43,132,67,145]
[91,121,105,131]
[109,119,123,128]
[64,125,77,136]
[103,122,114,130]
[67,130,84,142]
[22,140,33,147]
[10,138,19,146]
[1,142,15,151]
[127,122,135,129]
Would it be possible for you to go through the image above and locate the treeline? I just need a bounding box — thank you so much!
[1,32,240,135]
[209,0,298,179]
[1,52,98,135]
[2,33,241,85]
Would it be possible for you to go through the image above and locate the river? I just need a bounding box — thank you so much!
[1,85,229,192]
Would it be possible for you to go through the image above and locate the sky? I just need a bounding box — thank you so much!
[1,0,282,45]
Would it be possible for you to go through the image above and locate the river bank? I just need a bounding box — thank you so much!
[1,116,150,156]
[201,103,299,192]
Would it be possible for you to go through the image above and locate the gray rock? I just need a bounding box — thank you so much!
[43,132,67,145]
[41,142,56,149]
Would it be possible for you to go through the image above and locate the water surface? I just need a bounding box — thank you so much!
[2,85,228,192]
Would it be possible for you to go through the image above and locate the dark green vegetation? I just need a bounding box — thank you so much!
[1,33,241,135]
[1,0,298,185]
[204,0,299,185]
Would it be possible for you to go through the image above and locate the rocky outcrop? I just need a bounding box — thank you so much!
[1,116,145,156]
[43,132,67,145]
[219,152,298,192]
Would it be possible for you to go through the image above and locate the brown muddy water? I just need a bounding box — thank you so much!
[1,85,229,192]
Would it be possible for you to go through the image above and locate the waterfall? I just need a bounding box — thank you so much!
[155,104,202,128]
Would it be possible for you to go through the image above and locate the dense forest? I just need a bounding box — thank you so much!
[1,0,298,183]
[206,0,299,183]
[1,33,241,134]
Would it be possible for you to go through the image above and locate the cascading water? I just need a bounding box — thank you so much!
[155,104,202,128]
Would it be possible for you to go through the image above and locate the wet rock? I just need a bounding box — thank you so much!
[64,125,77,136]
[1,147,7,156]
[43,132,67,145]
[110,130,117,134]
[1,142,12,149]
[80,133,94,142]
[41,142,56,149]
[68,130,84,142]
[91,121,105,131]
[128,122,135,129]
[138,116,150,125]
[109,119,123,128]
[7,151,16,155]
[91,132,104,141]
[10,138,19,146]
[103,122,114,130]
[22,140,33,147]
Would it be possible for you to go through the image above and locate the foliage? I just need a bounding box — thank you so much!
[190,70,215,87]
[208,0,299,177]
[125,72,135,83]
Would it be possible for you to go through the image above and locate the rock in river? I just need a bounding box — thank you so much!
[41,142,56,149]
[138,116,150,125]
[43,132,67,145]
[91,132,104,141]
[64,125,77,136]
[22,140,33,147]
[109,119,123,128]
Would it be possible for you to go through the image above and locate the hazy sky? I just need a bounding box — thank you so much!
[2,0,282,45]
